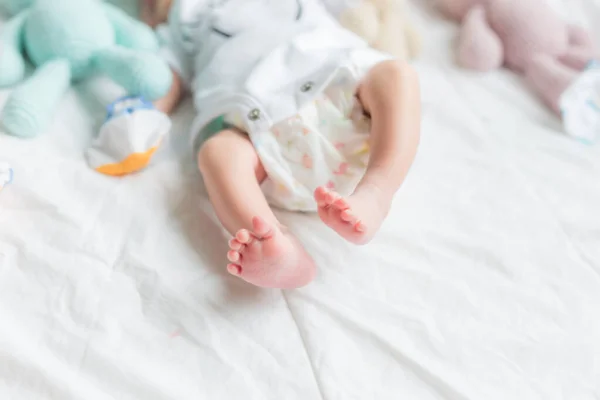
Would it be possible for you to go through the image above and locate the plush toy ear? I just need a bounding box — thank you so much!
[0,11,28,87]
[0,0,35,16]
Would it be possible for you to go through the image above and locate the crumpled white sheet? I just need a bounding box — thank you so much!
[1,1,600,399]
[0,162,12,190]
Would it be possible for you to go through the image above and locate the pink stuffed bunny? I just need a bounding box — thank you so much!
[439,0,597,114]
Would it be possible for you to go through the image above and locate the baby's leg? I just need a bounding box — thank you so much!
[198,129,316,288]
[315,60,420,244]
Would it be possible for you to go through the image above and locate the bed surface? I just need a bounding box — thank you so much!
[1,1,600,399]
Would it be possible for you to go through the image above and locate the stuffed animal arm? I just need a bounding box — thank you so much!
[95,3,171,99]
[0,11,28,87]
[102,3,159,51]
[93,46,170,100]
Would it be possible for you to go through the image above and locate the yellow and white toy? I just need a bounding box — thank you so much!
[86,97,172,176]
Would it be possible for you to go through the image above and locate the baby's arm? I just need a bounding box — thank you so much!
[154,69,184,114]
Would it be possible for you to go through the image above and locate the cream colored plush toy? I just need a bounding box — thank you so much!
[324,0,421,60]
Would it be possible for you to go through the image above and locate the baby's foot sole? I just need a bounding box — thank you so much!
[226,217,316,289]
[314,186,388,245]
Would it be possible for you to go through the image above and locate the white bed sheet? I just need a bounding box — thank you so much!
[1,1,600,399]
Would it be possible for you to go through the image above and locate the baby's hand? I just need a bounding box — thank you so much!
[140,0,172,27]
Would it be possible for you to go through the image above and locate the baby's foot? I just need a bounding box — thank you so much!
[226,217,316,289]
[314,185,391,245]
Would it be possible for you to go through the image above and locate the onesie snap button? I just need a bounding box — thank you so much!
[248,108,261,121]
[301,81,314,92]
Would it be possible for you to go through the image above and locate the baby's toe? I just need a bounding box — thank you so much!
[227,250,241,263]
[325,191,340,206]
[333,197,350,211]
[354,221,366,232]
[227,264,242,276]
[235,229,252,244]
[314,187,329,207]
[340,209,355,222]
[229,238,243,250]
[251,216,274,239]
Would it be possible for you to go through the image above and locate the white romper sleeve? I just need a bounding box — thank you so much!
[156,0,214,86]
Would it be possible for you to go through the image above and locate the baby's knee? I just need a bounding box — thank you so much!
[371,59,418,86]
[359,60,419,110]
[197,129,252,174]
[197,135,225,174]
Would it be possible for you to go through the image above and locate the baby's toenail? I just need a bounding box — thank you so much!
[335,201,349,210]
[236,231,249,242]
[227,264,242,276]
[227,251,239,262]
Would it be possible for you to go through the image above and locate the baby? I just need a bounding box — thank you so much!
[143,0,421,289]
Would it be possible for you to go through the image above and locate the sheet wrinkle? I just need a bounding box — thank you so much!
[0,310,109,400]
[426,234,517,280]
[297,293,473,400]
[282,293,326,400]
[510,178,600,279]
[490,123,600,281]
[440,63,600,364]
[73,256,126,388]
[438,64,600,282]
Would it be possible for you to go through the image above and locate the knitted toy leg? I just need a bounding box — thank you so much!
[92,47,172,101]
[1,59,71,138]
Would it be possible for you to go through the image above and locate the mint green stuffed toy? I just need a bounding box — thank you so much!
[0,0,34,16]
[0,0,172,138]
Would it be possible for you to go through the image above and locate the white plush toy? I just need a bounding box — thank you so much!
[322,0,421,60]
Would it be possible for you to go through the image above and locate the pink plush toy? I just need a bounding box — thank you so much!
[439,0,597,114]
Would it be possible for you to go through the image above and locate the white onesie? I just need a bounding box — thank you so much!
[158,0,391,211]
